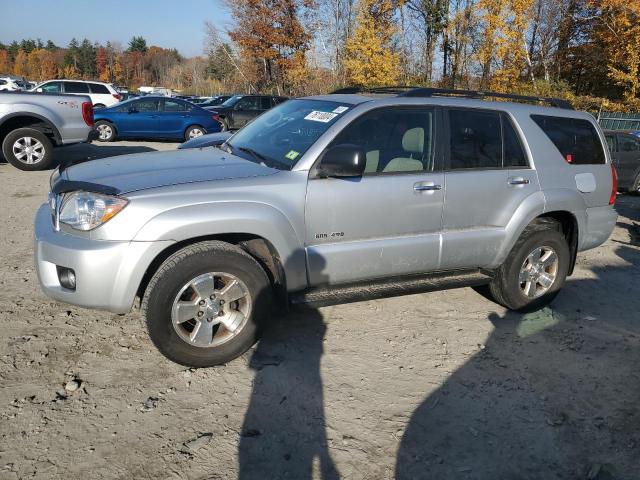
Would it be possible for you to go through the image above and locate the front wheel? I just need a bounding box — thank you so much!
[1,127,54,171]
[142,241,272,367]
[488,226,570,312]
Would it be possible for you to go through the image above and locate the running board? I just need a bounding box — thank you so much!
[290,269,493,307]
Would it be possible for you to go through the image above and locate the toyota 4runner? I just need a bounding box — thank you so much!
[34,88,618,367]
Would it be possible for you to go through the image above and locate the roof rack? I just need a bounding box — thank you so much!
[329,86,573,110]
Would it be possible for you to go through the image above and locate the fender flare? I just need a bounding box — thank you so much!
[0,111,62,144]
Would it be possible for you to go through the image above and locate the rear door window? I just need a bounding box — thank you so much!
[617,134,640,152]
[260,96,272,110]
[448,109,502,169]
[163,99,189,112]
[531,114,605,164]
[133,99,159,112]
[64,81,90,93]
[89,83,110,94]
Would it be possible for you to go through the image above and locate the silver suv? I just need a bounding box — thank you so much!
[34,88,618,367]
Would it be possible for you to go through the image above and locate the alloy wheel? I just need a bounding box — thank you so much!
[171,272,251,348]
[12,137,45,164]
[518,246,559,298]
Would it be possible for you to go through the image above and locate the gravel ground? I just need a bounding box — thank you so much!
[1,141,639,480]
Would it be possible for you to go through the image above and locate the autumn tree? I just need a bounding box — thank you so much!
[344,0,401,87]
[0,49,9,74]
[13,50,28,77]
[590,0,640,100]
[228,0,313,94]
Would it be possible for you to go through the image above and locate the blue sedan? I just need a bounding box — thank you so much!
[93,96,221,142]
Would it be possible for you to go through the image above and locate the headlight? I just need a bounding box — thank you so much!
[59,191,128,231]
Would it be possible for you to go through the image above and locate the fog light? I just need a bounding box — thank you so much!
[56,266,76,290]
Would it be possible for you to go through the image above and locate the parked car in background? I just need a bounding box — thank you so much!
[35,88,617,367]
[189,97,215,105]
[0,91,94,170]
[203,94,287,130]
[198,95,231,108]
[0,76,30,91]
[604,130,640,192]
[93,96,221,142]
[178,130,233,149]
[31,80,121,108]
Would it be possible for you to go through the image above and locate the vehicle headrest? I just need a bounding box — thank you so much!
[402,127,424,153]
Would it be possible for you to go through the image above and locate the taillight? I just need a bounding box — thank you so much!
[609,163,618,205]
[82,102,94,127]
[212,114,221,122]
[112,93,121,100]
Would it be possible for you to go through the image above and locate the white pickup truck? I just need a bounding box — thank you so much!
[0,91,95,171]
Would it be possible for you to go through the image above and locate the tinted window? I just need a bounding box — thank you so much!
[617,134,640,152]
[449,109,501,169]
[502,115,528,167]
[64,81,90,93]
[260,96,272,110]
[531,115,605,164]
[40,82,62,93]
[605,135,616,152]
[89,83,110,94]
[331,108,435,174]
[164,100,189,112]
[133,99,159,112]
[0,80,6,85]
[236,96,260,110]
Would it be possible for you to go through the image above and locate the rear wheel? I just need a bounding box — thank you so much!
[1,128,54,171]
[93,103,106,109]
[185,125,205,141]
[219,118,229,131]
[488,225,570,312]
[142,241,272,367]
[95,121,116,142]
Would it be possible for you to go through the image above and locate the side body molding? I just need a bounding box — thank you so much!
[132,201,308,291]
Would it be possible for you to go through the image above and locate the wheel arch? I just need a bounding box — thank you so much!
[0,112,62,145]
[136,233,288,308]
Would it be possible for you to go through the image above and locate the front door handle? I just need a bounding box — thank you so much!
[413,182,442,192]
[508,177,530,186]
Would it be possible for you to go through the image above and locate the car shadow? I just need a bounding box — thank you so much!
[0,142,158,170]
[395,243,640,479]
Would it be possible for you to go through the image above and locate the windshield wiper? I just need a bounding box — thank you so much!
[235,146,284,169]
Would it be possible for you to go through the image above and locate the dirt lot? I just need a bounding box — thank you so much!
[1,142,639,480]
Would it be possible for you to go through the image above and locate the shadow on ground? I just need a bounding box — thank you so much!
[396,246,640,476]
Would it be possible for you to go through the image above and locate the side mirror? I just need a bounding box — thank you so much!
[315,144,367,178]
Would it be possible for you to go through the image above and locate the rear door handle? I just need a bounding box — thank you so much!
[413,182,442,192]
[508,177,530,186]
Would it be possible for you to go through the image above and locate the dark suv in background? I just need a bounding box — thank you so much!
[203,94,287,130]
[604,130,640,192]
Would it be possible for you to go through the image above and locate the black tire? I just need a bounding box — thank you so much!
[142,241,272,367]
[1,127,54,171]
[488,224,570,312]
[95,120,116,142]
[631,174,640,195]
[94,103,106,109]
[184,125,205,141]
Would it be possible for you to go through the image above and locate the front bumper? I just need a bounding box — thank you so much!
[34,204,173,314]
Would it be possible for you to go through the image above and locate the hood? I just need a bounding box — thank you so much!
[178,131,233,150]
[63,147,278,194]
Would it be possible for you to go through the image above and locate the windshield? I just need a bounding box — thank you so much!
[221,95,243,107]
[226,98,353,170]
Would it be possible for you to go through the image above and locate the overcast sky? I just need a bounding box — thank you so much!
[0,0,233,57]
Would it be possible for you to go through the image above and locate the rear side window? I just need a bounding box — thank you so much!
[448,109,502,169]
[531,114,605,165]
[502,115,528,167]
[89,83,110,94]
[164,100,189,112]
[617,134,640,152]
[64,81,90,93]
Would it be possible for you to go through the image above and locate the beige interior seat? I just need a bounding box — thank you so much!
[383,127,424,172]
[365,150,379,173]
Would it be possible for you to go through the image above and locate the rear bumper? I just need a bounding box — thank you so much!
[34,204,173,314]
[578,205,617,251]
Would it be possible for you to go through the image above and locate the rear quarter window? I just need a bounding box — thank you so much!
[89,83,110,94]
[531,114,605,165]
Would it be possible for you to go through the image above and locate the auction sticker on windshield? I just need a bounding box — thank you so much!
[333,106,349,114]
[285,150,300,161]
[305,111,338,123]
